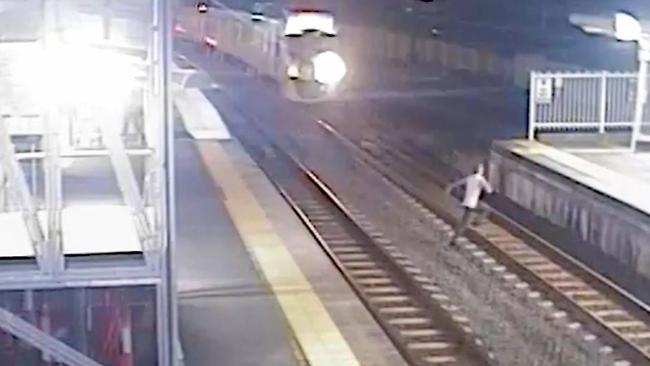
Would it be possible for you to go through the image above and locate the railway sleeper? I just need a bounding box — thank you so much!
[577,299,613,308]
[369,295,410,304]
[564,289,600,297]
[527,266,563,275]
[517,256,549,265]
[538,272,577,281]
[400,328,444,338]
[551,281,586,290]
[504,249,539,257]
[332,246,364,253]
[609,320,647,329]
[364,286,402,295]
[626,332,650,341]
[423,355,457,364]
[407,341,455,351]
[378,306,420,314]
[593,309,629,318]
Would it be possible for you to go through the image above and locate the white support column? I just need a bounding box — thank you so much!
[598,72,608,134]
[0,159,6,212]
[43,109,64,275]
[0,117,46,266]
[631,38,650,151]
[154,0,177,364]
[142,79,158,223]
[143,38,163,230]
[42,0,65,275]
[528,72,537,140]
[100,108,155,263]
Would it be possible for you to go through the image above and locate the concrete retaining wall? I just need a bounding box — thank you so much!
[490,142,650,302]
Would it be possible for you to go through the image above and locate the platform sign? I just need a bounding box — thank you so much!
[534,76,553,104]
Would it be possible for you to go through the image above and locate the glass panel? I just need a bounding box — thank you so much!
[0,286,158,366]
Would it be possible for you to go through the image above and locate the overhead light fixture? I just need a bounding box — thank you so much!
[614,12,642,42]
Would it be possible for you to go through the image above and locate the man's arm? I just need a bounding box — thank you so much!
[445,176,467,194]
[480,176,493,194]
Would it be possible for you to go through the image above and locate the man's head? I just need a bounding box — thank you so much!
[476,163,484,175]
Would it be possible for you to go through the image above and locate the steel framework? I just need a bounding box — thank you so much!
[0,0,176,364]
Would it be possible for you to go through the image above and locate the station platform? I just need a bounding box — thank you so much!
[489,137,650,304]
[174,87,406,366]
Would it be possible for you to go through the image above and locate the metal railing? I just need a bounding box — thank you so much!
[528,71,650,140]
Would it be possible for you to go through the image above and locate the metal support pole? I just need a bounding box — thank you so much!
[598,72,608,133]
[631,38,649,151]
[528,72,537,140]
[0,159,6,211]
[30,143,37,197]
[100,108,155,262]
[153,0,177,364]
[0,118,46,266]
[43,109,64,275]
[102,0,113,41]
[43,0,65,276]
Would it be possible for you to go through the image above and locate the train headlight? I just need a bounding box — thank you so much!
[287,64,300,79]
[311,51,346,85]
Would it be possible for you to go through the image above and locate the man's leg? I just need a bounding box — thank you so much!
[450,207,473,246]
[471,202,489,227]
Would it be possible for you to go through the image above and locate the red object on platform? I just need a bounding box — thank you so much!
[100,292,133,366]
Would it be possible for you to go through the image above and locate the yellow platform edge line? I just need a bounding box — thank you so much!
[197,142,361,366]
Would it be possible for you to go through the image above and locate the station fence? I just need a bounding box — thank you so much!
[528,71,650,139]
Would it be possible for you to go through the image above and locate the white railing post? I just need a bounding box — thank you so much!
[528,72,537,140]
[599,72,608,133]
[631,41,649,151]
[0,117,47,268]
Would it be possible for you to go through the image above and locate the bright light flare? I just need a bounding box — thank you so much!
[311,51,347,85]
[614,12,642,42]
[41,45,140,107]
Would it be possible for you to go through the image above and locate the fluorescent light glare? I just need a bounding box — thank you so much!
[43,45,139,106]
[614,12,642,42]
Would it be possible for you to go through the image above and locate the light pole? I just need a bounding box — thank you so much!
[632,38,649,151]
[570,12,649,151]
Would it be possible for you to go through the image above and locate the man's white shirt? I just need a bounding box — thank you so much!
[462,173,493,209]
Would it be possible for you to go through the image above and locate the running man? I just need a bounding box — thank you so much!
[445,163,493,246]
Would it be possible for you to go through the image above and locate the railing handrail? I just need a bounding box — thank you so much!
[528,70,650,141]
[531,70,636,77]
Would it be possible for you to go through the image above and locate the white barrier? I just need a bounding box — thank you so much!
[528,71,650,139]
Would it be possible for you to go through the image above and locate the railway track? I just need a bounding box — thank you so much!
[320,121,650,365]
[222,103,494,366]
